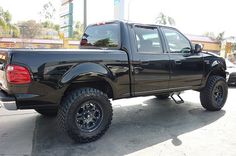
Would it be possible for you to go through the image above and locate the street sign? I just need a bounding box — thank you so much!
[114,0,120,5]
[60,2,73,38]
[60,15,72,28]
[60,2,73,17]
[61,0,73,5]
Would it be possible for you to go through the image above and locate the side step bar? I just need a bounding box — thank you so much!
[170,92,184,104]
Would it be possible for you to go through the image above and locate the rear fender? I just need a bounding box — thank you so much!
[59,62,115,93]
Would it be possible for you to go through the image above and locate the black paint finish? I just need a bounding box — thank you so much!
[0,21,227,109]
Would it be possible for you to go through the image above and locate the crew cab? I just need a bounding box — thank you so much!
[0,20,228,143]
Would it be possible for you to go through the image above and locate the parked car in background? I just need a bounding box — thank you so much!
[226,59,236,85]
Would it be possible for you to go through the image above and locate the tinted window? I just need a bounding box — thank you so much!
[80,23,120,49]
[162,28,191,53]
[134,26,163,53]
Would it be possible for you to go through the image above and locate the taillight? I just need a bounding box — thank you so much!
[6,65,31,84]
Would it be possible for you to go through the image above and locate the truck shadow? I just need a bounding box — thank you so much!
[31,97,225,156]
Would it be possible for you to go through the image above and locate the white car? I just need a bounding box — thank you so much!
[226,59,236,85]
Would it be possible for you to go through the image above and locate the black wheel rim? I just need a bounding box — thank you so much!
[213,84,224,106]
[75,100,103,132]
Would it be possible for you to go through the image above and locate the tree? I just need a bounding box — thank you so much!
[73,21,84,40]
[204,32,225,42]
[232,42,236,52]
[0,6,20,37]
[204,31,225,42]
[8,24,20,38]
[155,12,175,26]
[203,32,216,40]
[3,10,11,23]
[204,31,225,49]
[41,21,60,32]
[18,20,42,39]
[0,7,6,28]
[39,1,56,21]
[40,21,60,39]
[216,32,225,43]
[39,1,59,38]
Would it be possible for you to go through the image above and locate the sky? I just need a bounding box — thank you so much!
[0,0,235,37]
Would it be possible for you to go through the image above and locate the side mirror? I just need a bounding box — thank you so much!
[194,44,203,53]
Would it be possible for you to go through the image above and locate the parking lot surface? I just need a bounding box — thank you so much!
[0,88,236,156]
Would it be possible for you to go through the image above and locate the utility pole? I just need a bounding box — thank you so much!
[19,25,26,48]
[128,0,133,21]
[83,0,87,31]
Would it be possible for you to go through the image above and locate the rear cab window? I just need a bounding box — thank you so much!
[80,22,121,49]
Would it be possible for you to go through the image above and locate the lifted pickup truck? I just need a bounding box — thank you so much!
[0,20,228,143]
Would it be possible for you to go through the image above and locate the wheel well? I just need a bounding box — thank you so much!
[209,68,226,79]
[64,80,114,99]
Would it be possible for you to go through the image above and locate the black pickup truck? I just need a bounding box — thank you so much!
[0,21,228,143]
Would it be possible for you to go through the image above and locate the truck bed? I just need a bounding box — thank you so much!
[0,48,130,109]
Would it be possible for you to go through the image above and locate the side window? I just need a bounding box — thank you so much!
[162,28,191,53]
[134,26,163,54]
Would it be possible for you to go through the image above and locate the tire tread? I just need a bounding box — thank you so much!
[200,76,227,111]
[57,88,112,143]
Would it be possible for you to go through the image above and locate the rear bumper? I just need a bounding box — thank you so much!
[0,91,17,110]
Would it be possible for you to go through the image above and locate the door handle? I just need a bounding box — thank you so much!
[175,61,182,65]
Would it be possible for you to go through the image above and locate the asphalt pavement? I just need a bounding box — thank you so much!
[0,87,236,156]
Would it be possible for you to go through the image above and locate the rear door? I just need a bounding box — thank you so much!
[160,27,204,89]
[130,25,170,96]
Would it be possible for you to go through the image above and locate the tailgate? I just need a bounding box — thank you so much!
[0,50,11,90]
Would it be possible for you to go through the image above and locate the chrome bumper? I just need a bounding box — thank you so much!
[0,101,17,110]
[0,91,17,110]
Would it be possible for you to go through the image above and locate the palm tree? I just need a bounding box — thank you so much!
[216,32,225,43]
[0,6,19,37]
[0,7,7,37]
[204,31,225,47]
[73,21,84,40]
[0,7,6,29]
[9,24,20,37]
[155,12,175,26]
[0,17,6,28]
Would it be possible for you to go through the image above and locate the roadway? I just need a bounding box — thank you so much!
[0,87,236,156]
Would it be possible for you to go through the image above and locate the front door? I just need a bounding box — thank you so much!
[131,25,170,95]
[160,27,204,89]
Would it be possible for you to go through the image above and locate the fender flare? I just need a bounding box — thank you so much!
[58,62,116,95]
[202,64,226,88]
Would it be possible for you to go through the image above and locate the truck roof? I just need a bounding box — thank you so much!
[88,20,177,29]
